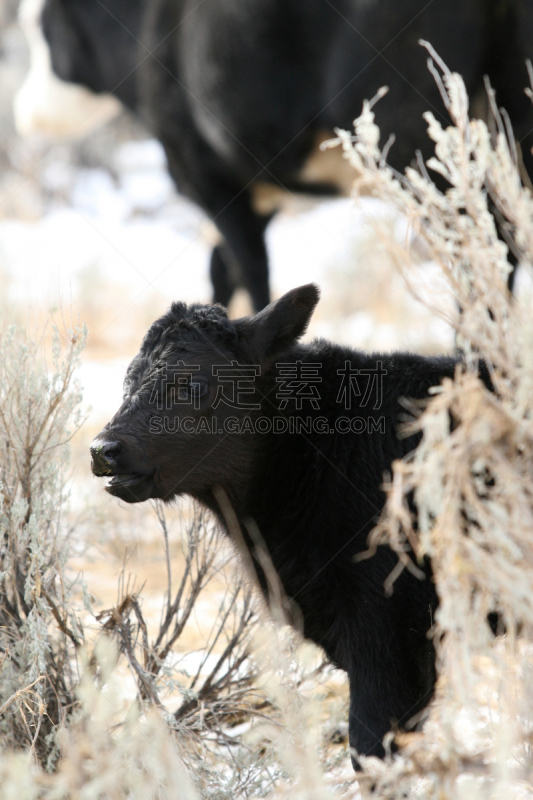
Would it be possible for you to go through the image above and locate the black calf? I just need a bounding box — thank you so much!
[90,284,493,763]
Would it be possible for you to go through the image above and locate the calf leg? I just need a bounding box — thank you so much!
[348,686,391,762]
[347,639,435,767]
[348,677,433,768]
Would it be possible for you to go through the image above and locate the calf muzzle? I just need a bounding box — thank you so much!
[90,436,155,503]
[90,439,123,476]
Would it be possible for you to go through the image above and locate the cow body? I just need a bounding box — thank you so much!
[30,0,533,307]
[90,284,486,762]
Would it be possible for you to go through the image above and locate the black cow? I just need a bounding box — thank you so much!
[35,0,533,308]
[90,283,492,763]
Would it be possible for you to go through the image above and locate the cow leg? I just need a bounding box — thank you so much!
[210,245,235,308]
[211,201,272,312]
[210,212,271,310]
[209,227,269,311]
[161,133,272,311]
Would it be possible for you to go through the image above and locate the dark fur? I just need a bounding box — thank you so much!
[42,0,533,308]
[90,284,491,763]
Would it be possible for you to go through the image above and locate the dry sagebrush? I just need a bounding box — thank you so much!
[329,43,533,797]
[0,323,86,768]
[95,505,281,799]
[0,639,198,800]
[0,324,282,798]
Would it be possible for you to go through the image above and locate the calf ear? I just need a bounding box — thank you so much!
[240,284,320,361]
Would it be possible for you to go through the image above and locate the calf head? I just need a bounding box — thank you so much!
[90,284,319,505]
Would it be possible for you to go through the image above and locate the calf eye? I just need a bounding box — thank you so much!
[164,377,210,405]
[189,379,209,399]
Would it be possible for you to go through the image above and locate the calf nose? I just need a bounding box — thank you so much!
[90,438,122,475]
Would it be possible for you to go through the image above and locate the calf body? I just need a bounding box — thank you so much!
[90,284,474,761]
[34,0,533,307]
